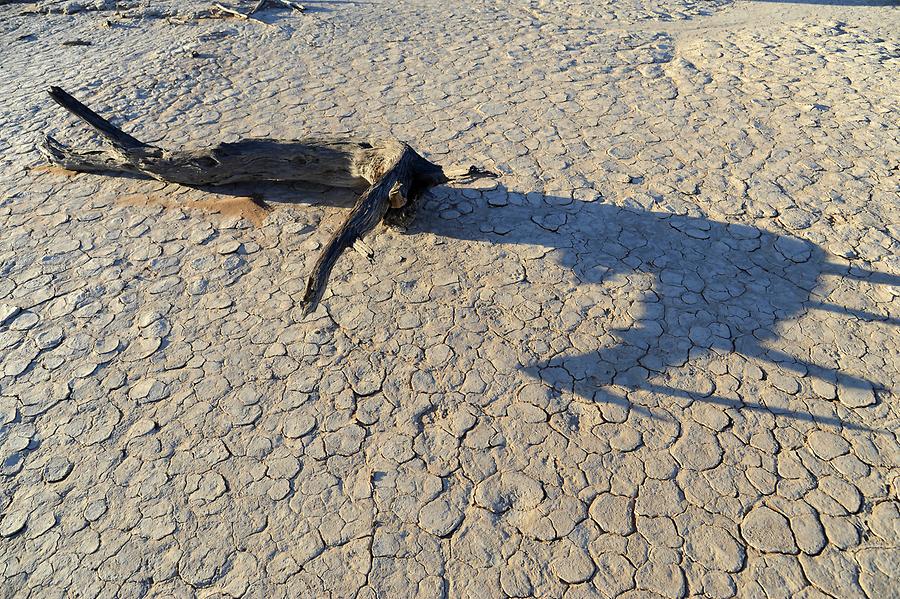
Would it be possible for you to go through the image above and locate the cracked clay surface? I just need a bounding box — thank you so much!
[0,0,898,597]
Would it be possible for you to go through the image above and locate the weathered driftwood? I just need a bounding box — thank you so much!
[41,87,496,314]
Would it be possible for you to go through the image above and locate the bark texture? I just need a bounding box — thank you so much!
[41,87,495,314]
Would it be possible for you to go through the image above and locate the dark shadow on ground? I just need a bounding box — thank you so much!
[410,186,897,432]
[49,164,896,432]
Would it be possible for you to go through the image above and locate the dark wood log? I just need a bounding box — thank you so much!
[40,87,496,315]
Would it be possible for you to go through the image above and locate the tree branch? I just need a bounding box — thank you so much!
[41,87,497,314]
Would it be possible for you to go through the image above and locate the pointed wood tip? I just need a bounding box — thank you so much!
[47,86,68,107]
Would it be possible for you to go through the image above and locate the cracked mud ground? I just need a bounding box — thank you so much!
[1,0,898,597]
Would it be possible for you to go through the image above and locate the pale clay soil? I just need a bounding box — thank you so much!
[0,0,898,597]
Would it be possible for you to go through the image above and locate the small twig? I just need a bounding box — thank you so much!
[213,3,252,20]
[443,165,499,183]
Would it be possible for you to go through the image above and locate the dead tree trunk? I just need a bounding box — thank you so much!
[40,87,496,314]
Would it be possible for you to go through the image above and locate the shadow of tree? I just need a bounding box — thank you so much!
[412,185,897,433]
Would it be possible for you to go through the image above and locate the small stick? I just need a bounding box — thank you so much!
[443,165,500,184]
[213,3,251,19]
